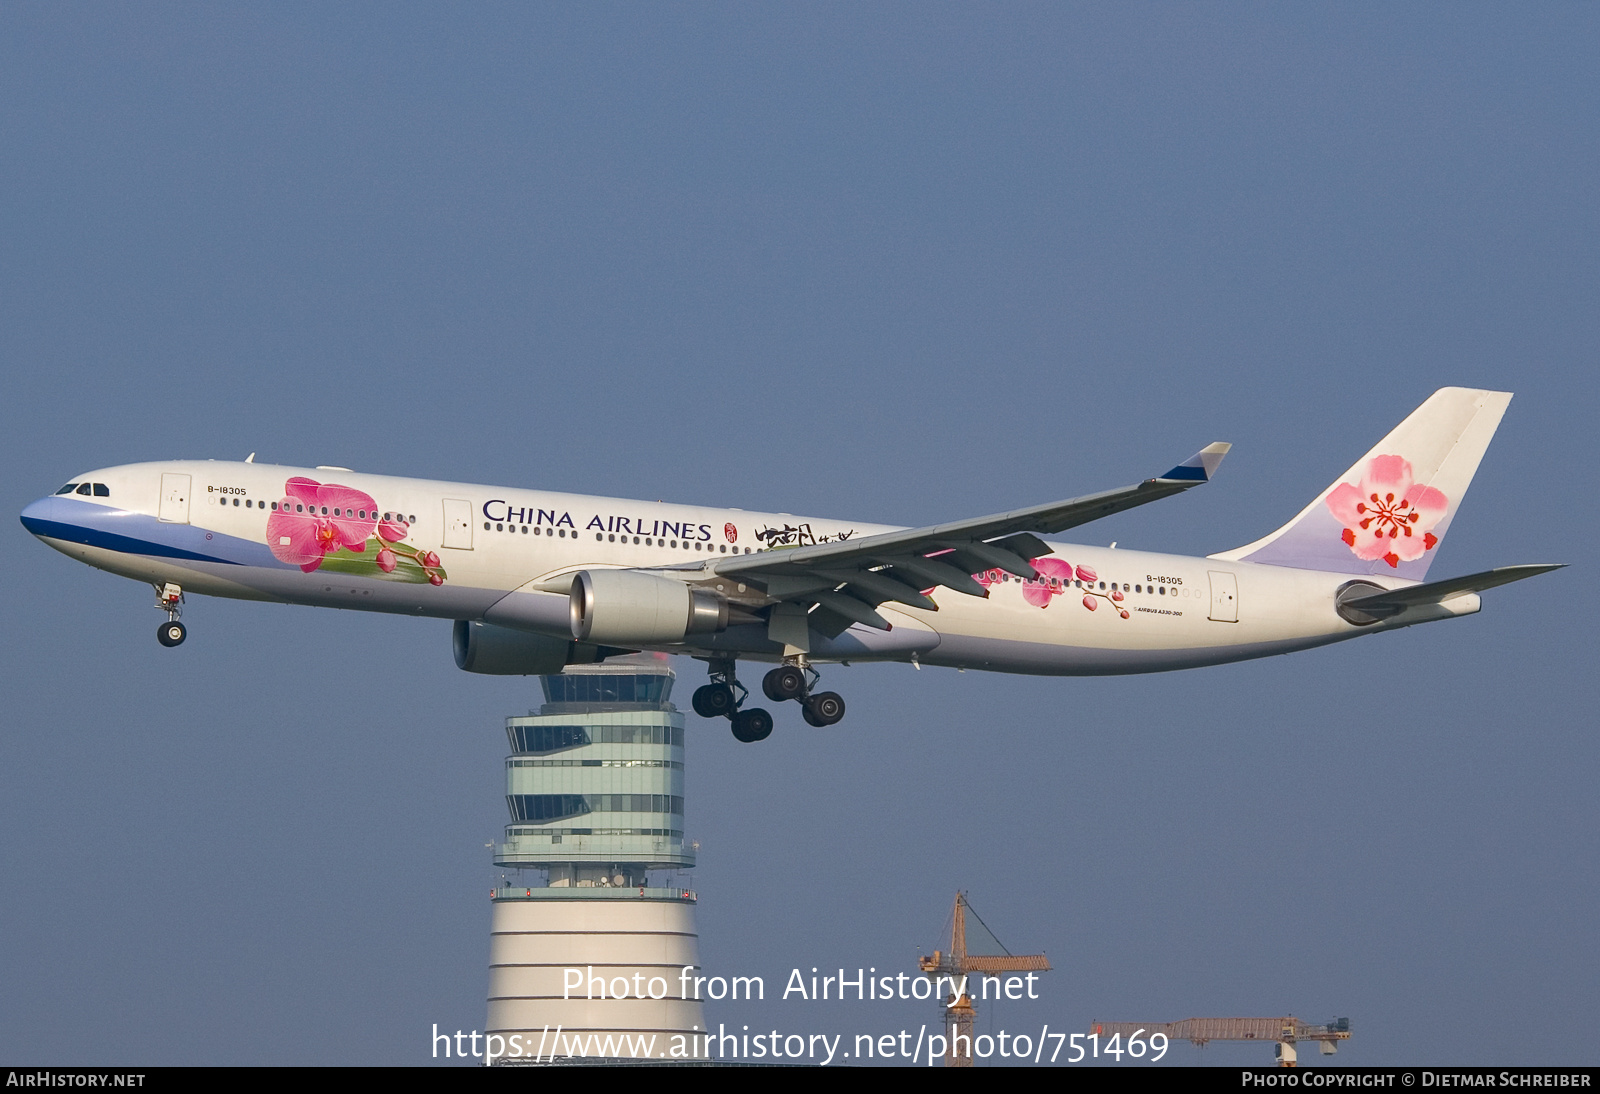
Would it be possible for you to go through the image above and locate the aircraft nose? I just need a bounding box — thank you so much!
[20,495,61,538]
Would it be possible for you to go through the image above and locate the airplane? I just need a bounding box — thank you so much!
[20,386,1559,743]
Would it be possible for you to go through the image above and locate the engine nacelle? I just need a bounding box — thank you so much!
[453,620,609,675]
[570,570,729,645]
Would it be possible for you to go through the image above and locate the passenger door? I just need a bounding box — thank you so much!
[1207,571,1238,622]
[158,474,191,524]
[442,498,474,550]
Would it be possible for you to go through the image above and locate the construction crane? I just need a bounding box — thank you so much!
[918,892,1050,1067]
[1089,1016,1351,1066]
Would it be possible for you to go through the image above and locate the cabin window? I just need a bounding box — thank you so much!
[522,526,528,534]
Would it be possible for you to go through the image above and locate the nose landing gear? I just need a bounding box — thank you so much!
[154,583,186,647]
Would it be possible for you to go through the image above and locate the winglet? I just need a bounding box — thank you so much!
[1160,442,1231,483]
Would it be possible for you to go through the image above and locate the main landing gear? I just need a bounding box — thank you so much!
[692,660,774,743]
[154,582,186,647]
[691,658,847,742]
[762,662,846,728]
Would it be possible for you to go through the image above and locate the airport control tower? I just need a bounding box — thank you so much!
[486,655,704,1062]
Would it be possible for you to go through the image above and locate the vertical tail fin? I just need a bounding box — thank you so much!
[1209,387,1512,580]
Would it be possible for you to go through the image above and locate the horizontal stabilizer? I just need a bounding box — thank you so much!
[1339,564,1563,620]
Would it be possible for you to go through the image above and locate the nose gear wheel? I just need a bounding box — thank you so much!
[152,583,186,646]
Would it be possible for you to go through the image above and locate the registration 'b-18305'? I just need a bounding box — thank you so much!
[21,387,1558,742]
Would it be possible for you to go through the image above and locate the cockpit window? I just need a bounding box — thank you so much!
[75,483,92,495]
[93,483,110,497]
[56,483,79,495]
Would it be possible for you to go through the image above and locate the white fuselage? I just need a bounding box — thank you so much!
[22,460,1478,675]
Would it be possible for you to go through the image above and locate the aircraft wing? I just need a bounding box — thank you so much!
[706,443,1230,635]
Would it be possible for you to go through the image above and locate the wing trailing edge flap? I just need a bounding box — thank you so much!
[1339,564,1564,619]
[876,554,988,598]
[811,591,890,631]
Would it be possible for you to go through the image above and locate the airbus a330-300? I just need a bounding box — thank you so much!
[22,387,1557,742]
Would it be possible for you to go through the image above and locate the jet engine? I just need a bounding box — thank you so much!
[453,619,611,675]
[569,570,729,645]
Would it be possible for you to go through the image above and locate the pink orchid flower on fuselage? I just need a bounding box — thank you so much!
[1021,557,1078,607]
[267,477,384,573]
[1324,455,1449,568]
[975,558,1092,608]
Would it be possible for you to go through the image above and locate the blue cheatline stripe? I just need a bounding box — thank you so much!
[1159,464,1207,481]
[20,515,240,566]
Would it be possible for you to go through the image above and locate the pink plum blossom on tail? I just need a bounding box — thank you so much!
[1325,455,1448,568]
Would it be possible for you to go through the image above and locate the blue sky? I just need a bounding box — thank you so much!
[1,4,1594,1065]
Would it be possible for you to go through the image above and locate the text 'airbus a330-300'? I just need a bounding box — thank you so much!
[22,387,1559,742]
